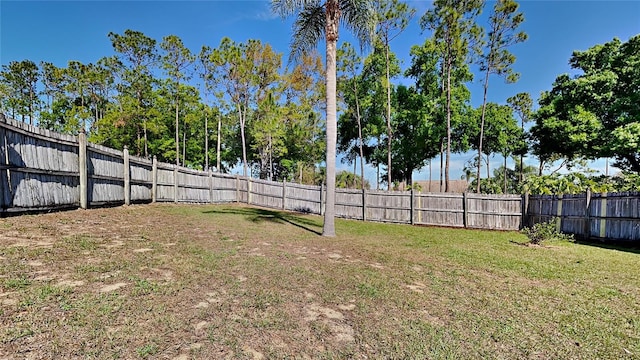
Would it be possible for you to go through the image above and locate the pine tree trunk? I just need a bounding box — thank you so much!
[385,40,393,191]
[205,112,209,171]
[217,113,221,172]
[477,68,490,193]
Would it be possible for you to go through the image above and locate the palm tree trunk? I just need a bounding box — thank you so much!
[323,1,339,237]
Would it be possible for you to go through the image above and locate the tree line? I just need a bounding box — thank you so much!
[1,0,638,197]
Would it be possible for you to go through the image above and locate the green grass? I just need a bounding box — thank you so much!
[0,203,638,359]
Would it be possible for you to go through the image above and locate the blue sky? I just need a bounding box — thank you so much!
[1,0,639,185]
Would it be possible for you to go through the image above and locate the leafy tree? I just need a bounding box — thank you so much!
[475,0,527,193]
[420,0,483,192]
[107,30,158,156]
[360,38,401,188]
[249,42,283,180]
[160,35,195,165]
[391,85,441,185]
[337,42,367,189]
[281,51,325,183]
[507,92,532,183]
[0,60,40,124]
[272,0,375,236]
[336,170,370,189]
[374,0,415,188]
[208,38,257,177]
[470,103,521,187]
[531,35,640,173]
[407,37,473,191]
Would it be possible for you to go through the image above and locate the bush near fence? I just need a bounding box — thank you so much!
[0,116,637,241]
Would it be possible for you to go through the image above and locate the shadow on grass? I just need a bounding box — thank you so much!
[203,206,323,236]
[574,239,640,255]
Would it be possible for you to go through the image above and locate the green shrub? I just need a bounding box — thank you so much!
[521,219,574,245]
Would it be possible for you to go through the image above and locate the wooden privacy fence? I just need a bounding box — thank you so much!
[0,116,524,231]
[3,116,637,241]
[526,191,640,242]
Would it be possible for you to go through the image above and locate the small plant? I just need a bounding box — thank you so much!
[521,219,574,245]
[136,344,158,358]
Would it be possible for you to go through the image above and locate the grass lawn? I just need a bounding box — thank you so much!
[1,203,638,359]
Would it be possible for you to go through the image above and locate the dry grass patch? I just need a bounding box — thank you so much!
[0,203,638,359]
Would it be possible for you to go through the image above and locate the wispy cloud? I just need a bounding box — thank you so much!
[254,3,279,21]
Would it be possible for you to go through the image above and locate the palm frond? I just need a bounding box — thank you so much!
[290,4,326,64]
[271,0,321,18]
[340,0,376,51]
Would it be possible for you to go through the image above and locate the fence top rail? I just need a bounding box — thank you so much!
[1,116,78,145]
[176,166,209,177]
[284,182,320,191]
[591,191,640,198]
[529,191,640,200]
[129,155,153,166]
[338,188,369,195]
[88,142,123,157]
[367,189,411,196]
[251,177,283,186]
[416,192,463,199]
[211,172,240,179]
[466,193,521,200]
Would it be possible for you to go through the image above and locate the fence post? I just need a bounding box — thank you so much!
[556,194,563,232]
[583,188,591,239]
[599,192,607,239]
[173,165,178,203]
[320,183,325,216]
[235,175,240,203]
[78,129,88,209]
[418,191,422,224]
[282,180,286,210]
[522,191,529,229]
[410,188,414,225]
[151,156,157,203]
[209,170,213,204]
[462,192,468,228]
[362,187,367,221]
[247,177,252,205]
[123,146,130,206]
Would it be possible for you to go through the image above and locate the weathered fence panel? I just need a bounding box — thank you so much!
[129,156,153,202]
[414,193,464,227]
[177,168,210,203]
[1,118,79,210]
[284,182,321,214]
[528,192,640,242]
[590,192,640,241]
[250,178,284,209]
[336,188,365,220]
[211,173,238,203]
[558,194,587,235]
[87,144,124,204]
[156,164,176,202]
[466,194,521,230]
[366,190,411,223]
